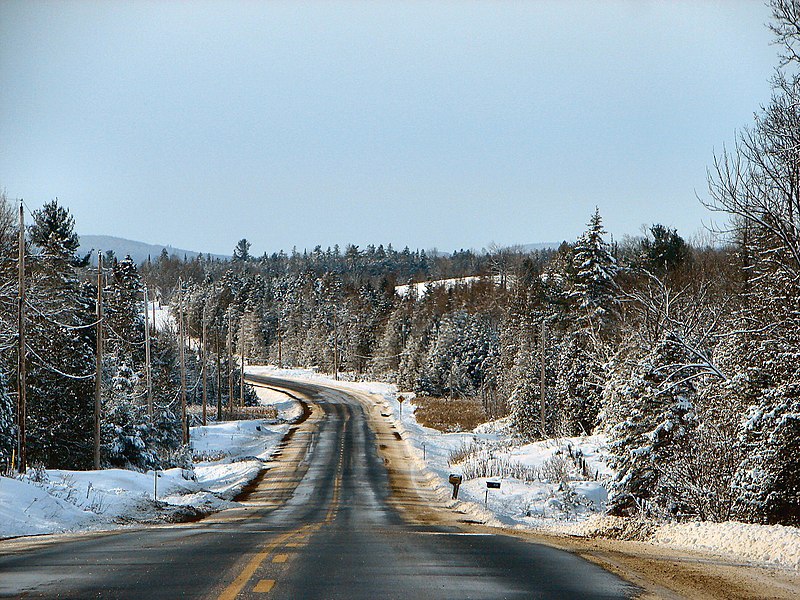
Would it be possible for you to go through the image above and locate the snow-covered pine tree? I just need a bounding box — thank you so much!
[25,200,95,469]
[569,208,618,324]
[554,329,603,435]
[607,333,698,517]
[0,372,14,470]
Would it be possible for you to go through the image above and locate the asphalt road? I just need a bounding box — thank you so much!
[0,376,638,599]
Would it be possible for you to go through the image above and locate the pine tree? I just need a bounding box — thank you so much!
[554,329,603,435]
[607,334,698,516]
[0,373,14,469]
[24,201,95,469]
[570,208,618,323]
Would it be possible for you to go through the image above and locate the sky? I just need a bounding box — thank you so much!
[0,1,779,257]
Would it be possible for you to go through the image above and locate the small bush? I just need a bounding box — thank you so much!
[541,454,571,484]
[448,441,540,483]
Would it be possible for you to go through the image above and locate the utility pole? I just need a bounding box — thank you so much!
[227,307,233,419]
[94,251,103,470]
[332,311,339,381]
[215,327,222,422]
[178,283,188,444]
[277,328,282,369]
[240,341,245,410]
[201,302,208,426]
[143,286,153,418]
[16,200,26,474]
[540,319,546,436]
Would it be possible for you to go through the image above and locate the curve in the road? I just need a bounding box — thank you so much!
[0,375,638,600]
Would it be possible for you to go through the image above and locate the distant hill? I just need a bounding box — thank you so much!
[78,235,228,264]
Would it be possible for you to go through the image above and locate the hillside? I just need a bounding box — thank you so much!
[78,235,227,264]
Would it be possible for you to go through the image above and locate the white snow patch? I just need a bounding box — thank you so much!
[146,302,174,331]
[652,520,800,569]
[0,417,289,540]
[395,275,510,298]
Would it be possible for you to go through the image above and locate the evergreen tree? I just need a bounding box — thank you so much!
[0,373,14,470]
[24,202,95,469]
[570,208,618,322]
[607,334,698,516]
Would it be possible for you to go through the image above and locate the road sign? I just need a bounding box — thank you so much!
[486,481,501,489]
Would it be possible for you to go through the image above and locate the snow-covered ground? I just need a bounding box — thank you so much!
[146,301,173,331]
[395,275,510,298]
[0,378,299,540]
[245,366,800,571]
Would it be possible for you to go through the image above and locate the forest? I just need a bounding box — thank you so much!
[2,0,800,529]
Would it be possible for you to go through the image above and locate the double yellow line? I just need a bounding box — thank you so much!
[217,524,316,600]
[217,410,349,598]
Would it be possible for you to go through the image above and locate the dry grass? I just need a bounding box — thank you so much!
[412,396,488,432]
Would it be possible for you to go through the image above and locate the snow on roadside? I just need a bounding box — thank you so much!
[652,520,800,570]
[249,380,303,422]
[248,367,800,571]
[0,397,299,539]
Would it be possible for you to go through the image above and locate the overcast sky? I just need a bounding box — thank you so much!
[0,1,779,256]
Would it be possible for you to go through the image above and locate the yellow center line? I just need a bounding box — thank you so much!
[324,423,347,523]
[272,553,289,563]
[217,531,296,600]
[253,579,275,593]
[218,524,314,600]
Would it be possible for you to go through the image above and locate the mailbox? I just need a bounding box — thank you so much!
[486,481,501,489]
[449,473,463,499]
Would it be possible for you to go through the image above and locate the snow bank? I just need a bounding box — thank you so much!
[652,520,800,569]
[250,381,303,422]
[0,416,291,540]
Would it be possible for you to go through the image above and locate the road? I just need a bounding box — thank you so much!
[0,375,638,599]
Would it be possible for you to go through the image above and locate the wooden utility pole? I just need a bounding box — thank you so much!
[239,342,245,410]
[226,307,233,419]
[143,286,153,418]
[332,311,339,381]
[215,327,222,422]
[540,319,546,435]
[201,302,208,426]
[178,284,188,444]
[277,328,282,369]
[94,251,103,470]
[16,200,26,473]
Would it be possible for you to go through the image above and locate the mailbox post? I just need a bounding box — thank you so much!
[449,473,463,499]
[485,480,501,506]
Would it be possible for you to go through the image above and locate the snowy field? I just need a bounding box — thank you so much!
[0,378,299,540]
[146,301,173,331]
[246,366,800,571]
[395,275,510,298]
